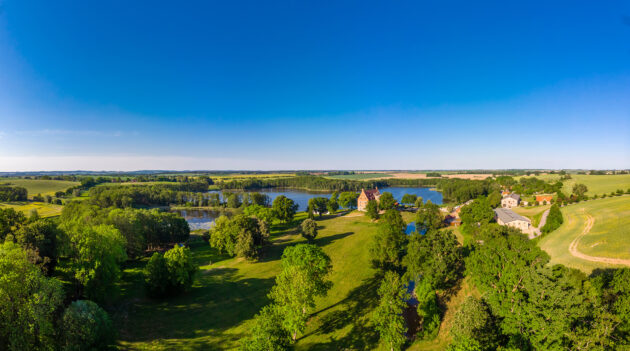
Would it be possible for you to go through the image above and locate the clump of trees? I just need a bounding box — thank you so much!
[307,197,329,219]
[366,199,379,220]
[0,185,27,201]
[541,204,563,234]
[401,193,417,207]
[338,191,359,209]
[370,209,406,270]
[372,271,409,351]
[272,196,298,223]
[210,214,269,260]
[145,245,198,297]
[378,192,397,211]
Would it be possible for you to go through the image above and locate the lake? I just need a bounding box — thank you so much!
[174,187,442,230]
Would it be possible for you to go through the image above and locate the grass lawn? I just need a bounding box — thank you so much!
[516,174,630,197]
[512,205,550,227]
[1,178,79,198]
[325,173,393,180]
[0,201,64,217]
[113,211,394,350]
[538,195,630,273]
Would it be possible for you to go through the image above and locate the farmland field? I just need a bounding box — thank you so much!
[0,201,64,217]
[325,172,393,180]
[538,195,630,273]
[516,174,630,196]
[1,178,79,198]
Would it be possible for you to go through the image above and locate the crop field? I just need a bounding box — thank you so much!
[113,211,466,350]
[325,172,393,180]
[0,178,79,197]
[516,174,630,196]
[0,201,64,217]
[538,195,630,273]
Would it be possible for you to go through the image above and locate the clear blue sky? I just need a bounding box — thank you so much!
[0,0,628,171]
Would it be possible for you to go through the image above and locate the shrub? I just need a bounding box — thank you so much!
[300,219,318,241]
[60,300,114,351]
[144,245,198,297]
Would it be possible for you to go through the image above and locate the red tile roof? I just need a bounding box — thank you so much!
[363,188,380,200]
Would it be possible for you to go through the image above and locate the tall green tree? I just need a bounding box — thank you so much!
[403,229,461,289]
[269,244,332,341]
[366,199,379,220]
[60,300,114,351]
[372,271,408,351]
[379,192,397,211]
[450,296,499,350]
[415,279,440,339]
[401,193,417,207]
[308,197,329,218]
[272,196,298,223]
[70,225,127,302]
[414,196,424,208]
[415,201,442,233]
[338,192,359,209]
[0,241,64,351]
[239,305,291,351]
[13,219,60,274]
[370,210,407,271]
[300,219,318,241]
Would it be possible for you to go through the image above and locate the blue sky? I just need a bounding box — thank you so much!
[0,0,628,171]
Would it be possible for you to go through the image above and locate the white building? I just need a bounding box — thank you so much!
[494,208,532,234]
[501,193,521,209]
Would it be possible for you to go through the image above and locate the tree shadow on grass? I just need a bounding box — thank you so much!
[113,266,275,348]
[259,232,354,263]
[300,271,384,350]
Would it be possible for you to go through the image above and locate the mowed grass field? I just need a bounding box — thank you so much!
[513,205,550,227]
[1,178,79,198]
[0,202,64,217]
[538,195,630,273]
[516,174,630,196]
[114,211,389,350]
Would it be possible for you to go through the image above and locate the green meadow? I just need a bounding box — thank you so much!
[538,195,630,273]
[516,174,630,196]
[0,201,64,217]
[325,173,392,180]
[1,178,79,197]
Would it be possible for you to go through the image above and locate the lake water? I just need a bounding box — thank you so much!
[174,187,442,230]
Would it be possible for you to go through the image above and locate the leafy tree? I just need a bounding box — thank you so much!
[145,252,170,296]
[308,197,329,218]
[269,244,332,341]
[459,197,494,234]
[239,305,291,351]
[226,193,242,208]
[366,199,379,220]
[450,296,499,350]
[446,337,483,351]
[541,204,563,234]
[0,241,64,350]
[12,219,60,274]
[487,190,502,208]
[415,279,440,339]
[210,215,269,260]
[70,225,127,302]
[415,200,442,233]
[379,192,396,210]
[250,192,271,207]
[327,193,339,214]
[60,300,114,351]
[403,229,461,289]
[372,271,408,351]
[414,196,424,208]
[243,205,274,225]
[370,210,406,270]
[338,191,358,209]
[272,196,298,223]
[0,208,26,241]
[572,183,588,198]
[145,245,198,297]
[401,193,417,207]
[300,219,318,241]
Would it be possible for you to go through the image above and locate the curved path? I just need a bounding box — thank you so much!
[568,210,630,267]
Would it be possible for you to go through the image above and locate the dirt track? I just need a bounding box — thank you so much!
[568,210,630,267]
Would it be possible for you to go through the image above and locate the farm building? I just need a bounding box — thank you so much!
[501,193,521,208]
[494,208,532,234]
[535,195,553,204]
[357,188,381,211]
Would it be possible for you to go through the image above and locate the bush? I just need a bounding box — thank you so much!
[541,204,563,234]
[144,245,198,297]
[300,219,318,241]
[60,300,114,351]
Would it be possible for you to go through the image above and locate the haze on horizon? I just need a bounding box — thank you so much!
[1,1,629,171]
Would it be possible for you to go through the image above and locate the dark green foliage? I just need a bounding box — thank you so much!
[372,271,408,351]
[541,204,563,234]
[300,218,318,241]
[414,196,424,208]
[366,199,379,220]
[370,210,406,271]
[415,200,443,233]
[308,197,329,217]
[13,219,59,274]
[88,182,209,207]
[401,193,417,206]
[415,279,440,339]
[572,183,588,198]
[0,185,28,201]
[426,172,442,177]
[226,192,242,208]
[487,190,502,208]
[327,192,340,214]
[0,242,64,351]
[338,191,359,209]
[403,229,461,289]
[272,195,298,223]
[450,296,499,350]
[439,179,493,203]
[209,214,269,260]
[60,300,114,351]
[459,197,494,234]
[144,245,198,297]
[378,192,396,210]
[243,204,274,224]
[239,305,291,351]
[512,177,563,195]
[0,208,26,242]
